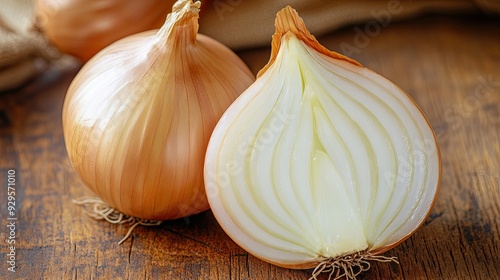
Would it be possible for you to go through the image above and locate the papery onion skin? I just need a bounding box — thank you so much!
[35,0,213,62]
[204,6,440,270]
[63,0,254,220]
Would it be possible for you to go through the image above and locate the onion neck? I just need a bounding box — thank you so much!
[258,6,361,78]
[155,0,200,46]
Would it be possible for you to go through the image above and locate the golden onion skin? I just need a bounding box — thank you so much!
[63,0,254,220]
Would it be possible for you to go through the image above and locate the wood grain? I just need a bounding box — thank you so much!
[1,15,499,279]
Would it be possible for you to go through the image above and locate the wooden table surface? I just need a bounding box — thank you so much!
[1,15,499,280]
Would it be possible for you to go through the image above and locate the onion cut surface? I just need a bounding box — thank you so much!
[204,6,440,271]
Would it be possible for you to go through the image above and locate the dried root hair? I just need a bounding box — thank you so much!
[72,197,163,244]
[309,251,399,280]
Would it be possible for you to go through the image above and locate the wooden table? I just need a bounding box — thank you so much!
[1,15,499,279]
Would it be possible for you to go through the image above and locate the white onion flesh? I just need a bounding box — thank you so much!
[205,32,440,268]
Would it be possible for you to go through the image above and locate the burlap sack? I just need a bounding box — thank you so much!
[0,0,60,91]
[199,0,500,50]
[0,0,498,91]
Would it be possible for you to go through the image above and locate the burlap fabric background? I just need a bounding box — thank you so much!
[199,0,499,49]
[1,0,499,91]
[0,0,59,91]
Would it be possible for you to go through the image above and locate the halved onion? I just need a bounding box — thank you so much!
[204,6,440,278]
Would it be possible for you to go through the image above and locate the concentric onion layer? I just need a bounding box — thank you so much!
[205,34,440,268]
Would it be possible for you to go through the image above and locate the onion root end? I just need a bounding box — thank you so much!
[71,197,163,245]
[309,251,399,280]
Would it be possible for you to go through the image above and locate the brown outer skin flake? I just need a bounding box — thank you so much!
[257,6,362,79]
